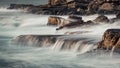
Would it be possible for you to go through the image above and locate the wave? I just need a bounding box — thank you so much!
[0,7,22,12]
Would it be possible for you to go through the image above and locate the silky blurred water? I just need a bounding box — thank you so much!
[0,2,120,68]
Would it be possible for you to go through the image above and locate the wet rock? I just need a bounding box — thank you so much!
[47,16,62,25]
[87,0,102,14]
[12,35,62,47]
[93,15,110,23]
[8,4,34,9]
[116,13,120,19]
[98,29,120,52]
[48,0,67,6]
[85,20,94,25]
[110,13,120,23]
[56,15,95,30]
[56,16,85,30]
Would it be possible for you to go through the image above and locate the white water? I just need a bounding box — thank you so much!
[0,7,120,68]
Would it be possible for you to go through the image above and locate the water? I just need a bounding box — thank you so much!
[0,2,120,68]
[0,0,48,7]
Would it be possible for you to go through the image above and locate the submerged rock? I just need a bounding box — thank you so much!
[93,15,110,23]
[98,29,120,52]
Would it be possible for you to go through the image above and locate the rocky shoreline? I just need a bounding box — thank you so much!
[48,13,120,30]
[8,0,120,15]
[8,0,120,53]
[12,29,120,53]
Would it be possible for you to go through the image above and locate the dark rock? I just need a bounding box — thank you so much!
[110,13,120,23]
[85,20,94,25]
[98,29,120,52]
[56,16,95,30]
[8,4,34,9]
[48,0,67,6]
[68,15,82,20]
[48,15,97,30]
[116,12,120,19]
[87,0,102,14]
[7,0,120,15]
[93,15,110,23]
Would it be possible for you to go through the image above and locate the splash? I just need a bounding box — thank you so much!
[20,16,49,27]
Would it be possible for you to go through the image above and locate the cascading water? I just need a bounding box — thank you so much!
[110,46,116,57]
[1,3,120,68]
[51,36,98,54]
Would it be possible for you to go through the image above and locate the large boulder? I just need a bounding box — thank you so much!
[93,15,110,23]
[98,29,120,52]
[56,16,94,30]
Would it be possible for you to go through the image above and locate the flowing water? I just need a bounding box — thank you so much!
[0,1,120,68]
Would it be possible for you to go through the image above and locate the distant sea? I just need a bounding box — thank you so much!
[0,0,48,7]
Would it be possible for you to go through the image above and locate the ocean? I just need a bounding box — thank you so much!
[0,0,120,68]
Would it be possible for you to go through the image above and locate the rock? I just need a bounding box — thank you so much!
[48,0,67,6]
[87,0,101,14]
[116,13,120,19]
[99,3,114,11]
[98,29,120,52]
[110,13,120,23]
[97,2,117,14]
[12,35,62,47]
[110,18,120,23]
[8,4,34,9]
[56,15,95,30]
[85,20,94,25]
[56,16,94,30]
[47,16,62,25]
[93,15,109,23]
[68,15,82,20]
[8,0,120,15]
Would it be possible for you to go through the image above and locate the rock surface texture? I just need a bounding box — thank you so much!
[98,29,120,52]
